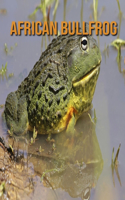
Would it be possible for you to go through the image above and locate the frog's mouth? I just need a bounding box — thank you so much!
[72,60,101,87]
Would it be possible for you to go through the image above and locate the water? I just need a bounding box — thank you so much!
[0,0,125,199]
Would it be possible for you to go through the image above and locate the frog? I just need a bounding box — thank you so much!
[3,24,101,135]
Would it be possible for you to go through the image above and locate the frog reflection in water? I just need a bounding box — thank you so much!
[4,24,101,135]
[0,112,103,200]
[37,112,103,200]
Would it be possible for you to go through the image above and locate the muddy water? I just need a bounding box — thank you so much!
[0,0,125,199]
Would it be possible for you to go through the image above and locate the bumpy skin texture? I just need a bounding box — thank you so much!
[4,26,101,135]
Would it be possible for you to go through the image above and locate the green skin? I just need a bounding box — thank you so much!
[4,26,101,135]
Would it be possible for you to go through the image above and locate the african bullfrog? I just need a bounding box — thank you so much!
[4,24,101,135]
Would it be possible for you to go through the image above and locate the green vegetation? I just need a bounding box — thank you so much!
[29,0,59,21]
[39,146,42,152]
[0,62,14,80]
[0,104,4,109]
[93,0,98,21]
[80,0,83,28]
[30,127,38,144]
[46,133,55,143]
[88,109,97,125]
[9,144,14,153]
[29,0,59,50]
[111,144,121,186]
[52,143,56,151]
[0,62,8,80]
[103,44,109,63]
[109,0,124,72]
[111,144,121,167]
[111,39,125,50]
[116,0,122,14]
[0,182,5,197]
[0,62,7,76]
[4,43,8,54]
[111,39,125,72]
[108,0,123,70]
[1,44,16,80]
[33,126,37,140]
[88,113,95,125]
[46,133,51,142]
[102,0,123,63]
[0,9,7,15]
[8,73,14,78]
[4,43,17,55]
[63,0,67,21]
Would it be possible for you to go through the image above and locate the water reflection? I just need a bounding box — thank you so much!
[0,111,103,200]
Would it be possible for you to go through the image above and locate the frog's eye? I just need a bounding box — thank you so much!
[81,37,88,51]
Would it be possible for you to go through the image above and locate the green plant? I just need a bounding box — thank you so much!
[0,182,5,197]
[111,39,125,72]
[93,0,98,21]
[0,62,7,76]
[29,0,59,21]
[111,144,121,186]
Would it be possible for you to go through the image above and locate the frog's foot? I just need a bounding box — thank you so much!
[66,107,76,136]
[4,92,28,135]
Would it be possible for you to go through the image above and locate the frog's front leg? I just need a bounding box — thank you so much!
[4,92,28,135]
[66,107,77,135]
